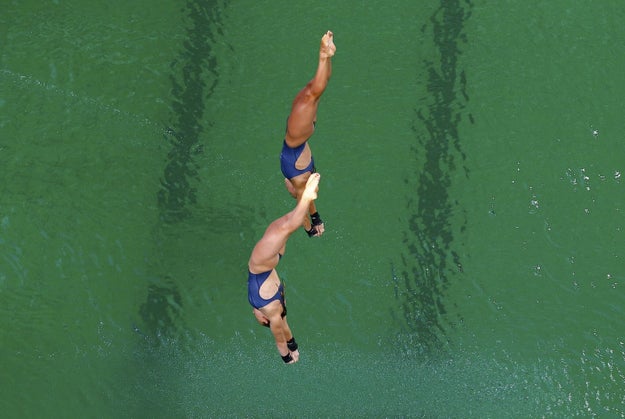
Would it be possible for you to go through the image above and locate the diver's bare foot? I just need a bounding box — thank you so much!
[320,30,336,59]
[302,173,320,201]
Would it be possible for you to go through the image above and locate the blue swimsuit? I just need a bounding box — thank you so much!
[248,269,285,310]
[280,140,315,179]
[280,119,317,179]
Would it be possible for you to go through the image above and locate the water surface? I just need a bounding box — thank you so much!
[1,1,625,417]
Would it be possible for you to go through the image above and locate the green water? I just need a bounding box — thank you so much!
[2,1,624,417]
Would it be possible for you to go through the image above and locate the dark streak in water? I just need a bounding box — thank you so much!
[158,4,223,225]
[394,0,472,358]
[137,0,228,347]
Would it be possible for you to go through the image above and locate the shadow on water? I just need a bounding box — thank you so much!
[135,0,227,348]
[393,0,472,358]
[128,1,230,415]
